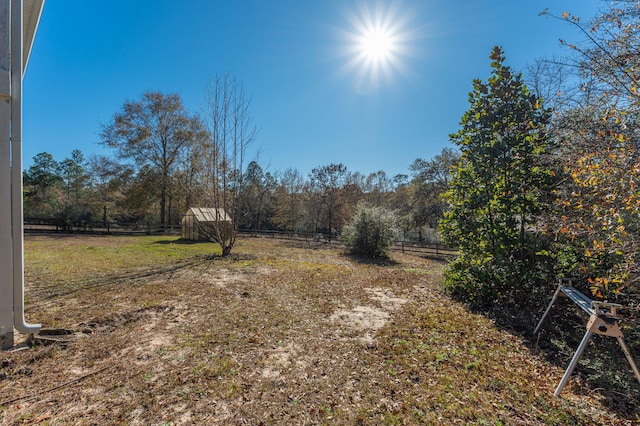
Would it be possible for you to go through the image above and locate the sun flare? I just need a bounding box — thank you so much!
[337,2,418,92]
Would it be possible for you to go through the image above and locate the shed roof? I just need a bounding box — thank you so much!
[186,207,232,223]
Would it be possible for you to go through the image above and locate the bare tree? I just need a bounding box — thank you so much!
[88,155,130,228]
[202,74,258,256]
[272,168,306,233]
[523,56,587,110]
[364,170,393,207]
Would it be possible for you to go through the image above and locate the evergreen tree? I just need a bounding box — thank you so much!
[23,152,63,219]
[441,46,555,305]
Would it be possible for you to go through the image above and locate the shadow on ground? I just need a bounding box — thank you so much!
[467,295,640,418]
[342,253,401,267]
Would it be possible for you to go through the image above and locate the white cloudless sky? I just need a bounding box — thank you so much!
[23,0,600,179]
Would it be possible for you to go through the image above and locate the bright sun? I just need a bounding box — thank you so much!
[359,28,394,62]
[337,2,417,93]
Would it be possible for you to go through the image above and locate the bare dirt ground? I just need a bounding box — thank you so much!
[0,236,637,425]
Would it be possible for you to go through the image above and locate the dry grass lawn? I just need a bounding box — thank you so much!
[0,234,638,424]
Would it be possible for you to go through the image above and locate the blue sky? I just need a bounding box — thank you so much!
[23,0,600,179]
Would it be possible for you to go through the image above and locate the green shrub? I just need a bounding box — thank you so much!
[341,203,399,258]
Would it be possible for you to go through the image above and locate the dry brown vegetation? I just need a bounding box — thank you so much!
[0,235,638,425]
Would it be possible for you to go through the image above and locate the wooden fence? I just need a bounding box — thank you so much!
[238,229,457,258]
[23,218,181,236]
[390,240,457,258]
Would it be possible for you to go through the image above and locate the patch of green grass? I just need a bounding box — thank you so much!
[193,356,239,379]
[401,267,440,275]
[25,235,220,279]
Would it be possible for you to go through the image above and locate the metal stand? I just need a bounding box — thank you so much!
[535,279,640,396]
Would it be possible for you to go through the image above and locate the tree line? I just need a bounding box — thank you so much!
[23,147,455,241]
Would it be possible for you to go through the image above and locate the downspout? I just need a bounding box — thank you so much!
[0,0,13,349]
[11,0,40,335]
